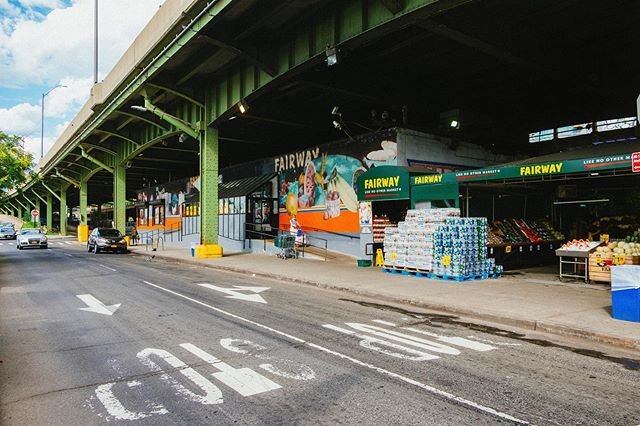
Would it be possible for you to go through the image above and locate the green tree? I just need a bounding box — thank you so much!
[0,131,33,194]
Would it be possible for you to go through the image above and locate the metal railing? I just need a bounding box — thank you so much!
[181,216,200,237]
[163,222,183,243]
[138,229,164,251]
[245,223,328,261]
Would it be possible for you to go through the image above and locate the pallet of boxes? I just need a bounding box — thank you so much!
[382,208,502,281]
[590,241,640,284]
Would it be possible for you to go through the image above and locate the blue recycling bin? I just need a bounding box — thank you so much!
[611,266,640,323]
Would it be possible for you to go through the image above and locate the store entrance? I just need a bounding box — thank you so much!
[247,198,278,239]
[463,173,640,273]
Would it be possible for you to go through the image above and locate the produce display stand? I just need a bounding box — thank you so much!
[555,241,602,283]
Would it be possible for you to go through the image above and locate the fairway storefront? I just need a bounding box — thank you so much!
[409,149,640,272]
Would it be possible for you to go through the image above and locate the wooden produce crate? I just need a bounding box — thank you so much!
[588,254,640,283]
[588,253,611,284]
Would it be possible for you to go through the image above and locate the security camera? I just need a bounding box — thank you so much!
[332,120,342,130]
[331,106,340,116]
[178,133,187,143]
[125,161,133,169]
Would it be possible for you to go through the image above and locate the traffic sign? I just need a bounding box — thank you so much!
[31,209,39,217]
[633,152,640,173]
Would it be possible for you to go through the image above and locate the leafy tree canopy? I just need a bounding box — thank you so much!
[0,131,34,194]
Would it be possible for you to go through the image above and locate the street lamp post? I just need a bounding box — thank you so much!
[41,85,67,159]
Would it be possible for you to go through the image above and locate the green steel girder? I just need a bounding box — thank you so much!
[22,194,37,209]
[13,197,28,210]
[113,164,126,234]
[94,129,140,148]
[82,144,117,156]
[142,97,201,140]
[41,182,62,202]
[25,0,461,212]
[55,170,80,188]
[31,189,47,205]
[38,0,234,178]
[203,0,467,126]
[200,92,219,245]
[79,180,88,225]
[80,146,114,174]
[114,111,169,131]
[46,193,53,230]
[145,82,205,109]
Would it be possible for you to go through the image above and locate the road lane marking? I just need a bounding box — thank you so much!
[99,264,117,272]
[219,338,316,381]
[64,253,73,257]
[180,343,281,396]
[141,280,528,424]
[198,283,269,304]
[57,242,64,245]
[77,294,121,316]
[137,348,223,405]
[95,382,168,421]
[0,243,3,246]
[372,319,396,326]
[66,241,74,245]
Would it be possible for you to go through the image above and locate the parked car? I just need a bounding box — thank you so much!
[88,228,127,254]
[0,224,16,240]
[16,228,47,249]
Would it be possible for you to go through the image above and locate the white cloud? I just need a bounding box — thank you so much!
[0,0,164,86]
[0,77,91,135]
[0,0,164,159]
[0,102,40,135]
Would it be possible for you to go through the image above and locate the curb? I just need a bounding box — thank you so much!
[130,250,640,352]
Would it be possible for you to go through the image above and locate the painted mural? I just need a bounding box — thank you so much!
[278,130,398,233]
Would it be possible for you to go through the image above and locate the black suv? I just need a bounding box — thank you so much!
[87,228,127,254]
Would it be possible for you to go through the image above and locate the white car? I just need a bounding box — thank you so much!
[16,228,48,250]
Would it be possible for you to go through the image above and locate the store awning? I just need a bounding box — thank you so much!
[219,174,277,199]
[412,142,640,187]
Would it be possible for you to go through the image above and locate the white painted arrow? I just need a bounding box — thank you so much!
[77,294,121,315]
[198,284,269,304]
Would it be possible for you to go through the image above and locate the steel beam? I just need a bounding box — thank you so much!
[80,147,114,173]
[94,129,140,148]
[42,182,62,202]
[200,121,219,245]
[46,193,53,231]
[114,110,169,131]
[145,82,204,108]
[143,97,201,140]
[55,170,80,188]
[114,164,126,234]
[60,186,67,236]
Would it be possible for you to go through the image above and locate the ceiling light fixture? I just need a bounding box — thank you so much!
[131,105,148,112]
[237,100,249,114]
[325,46,339,66]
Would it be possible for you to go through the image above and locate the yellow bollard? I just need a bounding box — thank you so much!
[375,248,384,267]
[77,224,89,242]
[124,236,130,247]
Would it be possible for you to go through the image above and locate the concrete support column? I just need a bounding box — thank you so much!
[47,193,53,232]
[78,180,89,241]
[60,187,67,236]
[114,164,126,234]
[200,127,219,244]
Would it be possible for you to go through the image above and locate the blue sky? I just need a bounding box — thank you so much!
[0,0,164,160]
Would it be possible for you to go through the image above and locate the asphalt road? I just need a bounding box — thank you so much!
[1,240,639,425]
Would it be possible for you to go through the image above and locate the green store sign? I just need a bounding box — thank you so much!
[357,166,410,201]
[412,153,634,186]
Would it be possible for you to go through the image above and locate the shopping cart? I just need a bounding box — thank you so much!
[275,235,297,259]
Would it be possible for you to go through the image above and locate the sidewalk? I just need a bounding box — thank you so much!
[128,243,640,351]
